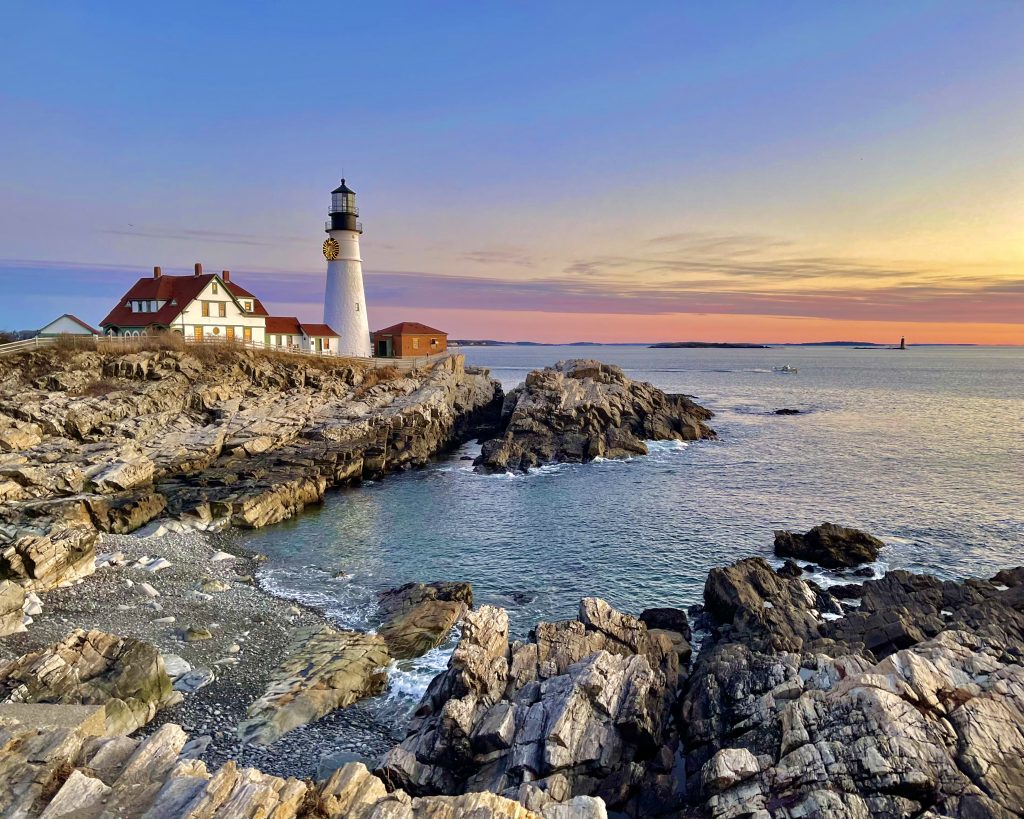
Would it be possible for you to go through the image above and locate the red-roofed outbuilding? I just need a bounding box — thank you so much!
[371,321,447,358]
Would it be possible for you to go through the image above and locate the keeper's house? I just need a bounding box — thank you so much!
[100,264,341,352]
[371,321,448,358]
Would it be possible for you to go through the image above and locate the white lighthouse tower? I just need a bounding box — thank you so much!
[322,179,371,357]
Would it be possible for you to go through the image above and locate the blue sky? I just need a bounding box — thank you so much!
[1,2,1021,342]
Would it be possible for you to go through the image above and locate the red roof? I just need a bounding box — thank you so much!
[372,321,446,336]
[298,323,338,337]
[100,273,268,328]
[265,316,302,335]
[265,318,338,337]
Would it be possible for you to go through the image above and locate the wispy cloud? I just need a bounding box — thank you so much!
[100,227,308,247]
[461,248,538,268]
[1,237,1021,328]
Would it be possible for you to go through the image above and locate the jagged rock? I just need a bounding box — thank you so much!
[238,625,390,745]
[0,526,97,591]
[703,556,838,652]
[377,581,474,659]
[379,598,681,814]
[475,359,714,472]
[0,711,609,818]
[0,629,174,735]
[773,522,885,568]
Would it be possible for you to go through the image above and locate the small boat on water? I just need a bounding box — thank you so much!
[773,365,799,374]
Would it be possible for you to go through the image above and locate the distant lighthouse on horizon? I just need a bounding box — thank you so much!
[322,178,371,357]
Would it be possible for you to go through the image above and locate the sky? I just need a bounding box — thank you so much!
[0,2,1021,344]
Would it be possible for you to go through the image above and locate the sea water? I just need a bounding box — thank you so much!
[241,344,1023,705]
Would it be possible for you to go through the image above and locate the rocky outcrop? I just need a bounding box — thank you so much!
[377,580,474,660]
[0,526,97,592]
[475,359,714,472]
[682,559,1024,818]
[237,625,391,746]
[0,629,174,735]
[0,348,501,591]
[370,544,1024,818]
[378,598,685,815]
[773,521,884,568]
[0,706,608,818]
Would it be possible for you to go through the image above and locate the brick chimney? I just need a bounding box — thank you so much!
[194,262,203,277]
[222,270,231,282]
[153,266,162,279]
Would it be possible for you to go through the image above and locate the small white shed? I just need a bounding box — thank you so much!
[37,314,100,337]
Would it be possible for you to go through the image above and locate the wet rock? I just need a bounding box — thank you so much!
[773,408,801,415]
[475,359,714,472]
[238,625,390,746]
[703,557,836,652]
[377,581,473,659]
[0,629,174,735]
[639,606,692,640]
[773,521,884,568]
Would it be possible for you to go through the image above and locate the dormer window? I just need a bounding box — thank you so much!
[244,301,252,312]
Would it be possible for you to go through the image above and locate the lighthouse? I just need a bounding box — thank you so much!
[322,179,371,357]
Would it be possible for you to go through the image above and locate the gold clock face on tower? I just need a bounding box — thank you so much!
[323,238,340,260]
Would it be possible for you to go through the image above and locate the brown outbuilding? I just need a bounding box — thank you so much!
[371,322,447,358]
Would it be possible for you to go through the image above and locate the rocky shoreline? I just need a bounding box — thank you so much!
[2,348,1021,817]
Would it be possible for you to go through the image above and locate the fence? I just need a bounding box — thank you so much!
[0,334,460,370]
[0,336,56,357]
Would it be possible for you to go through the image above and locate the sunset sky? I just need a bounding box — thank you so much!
[1,2,1021,343]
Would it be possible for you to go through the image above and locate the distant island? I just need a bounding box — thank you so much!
[649,341,770,349]
[452,340,605,347]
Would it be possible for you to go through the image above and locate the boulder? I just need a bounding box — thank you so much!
[238,625,390,746]
[0,579,26,636]
[377,581,474,659]
[475,360,714,472]
[0,629,175,735]
[773,522,884,568]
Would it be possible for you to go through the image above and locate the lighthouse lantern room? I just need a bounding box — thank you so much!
[322,178,371,357]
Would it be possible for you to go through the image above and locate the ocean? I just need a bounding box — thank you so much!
[238,344,1023,705]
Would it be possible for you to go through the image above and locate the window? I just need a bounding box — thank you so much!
[355,302,359,312]
[218,303,226,318]
[431,338,438,347]
[244,301,252,312]
[412,337,420,350]
[150,300,157,312]
[212,282,219,295]
[201,302,210,317]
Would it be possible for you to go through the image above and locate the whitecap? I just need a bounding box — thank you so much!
[386,643,454,705]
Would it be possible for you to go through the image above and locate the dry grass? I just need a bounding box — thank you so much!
[6,334,412,392]
[354,365,401,397]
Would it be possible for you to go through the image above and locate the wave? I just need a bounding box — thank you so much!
[385,641,455,705]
